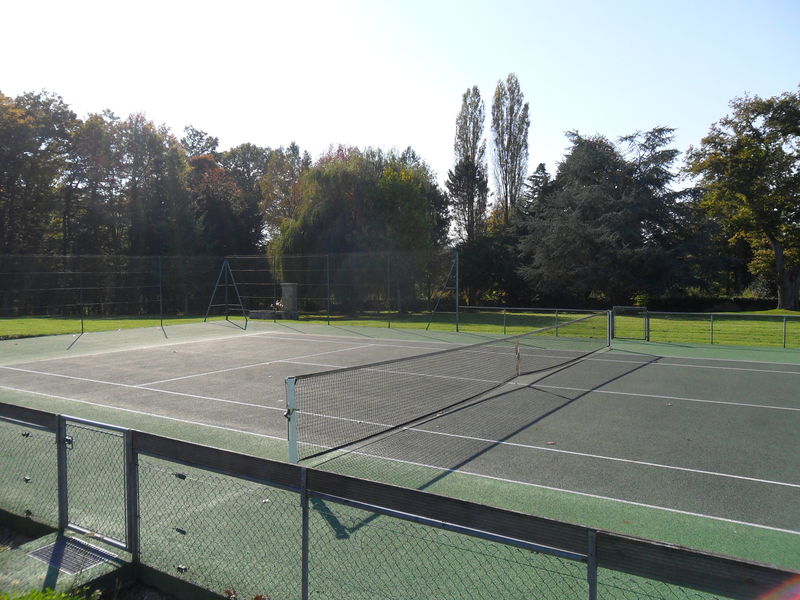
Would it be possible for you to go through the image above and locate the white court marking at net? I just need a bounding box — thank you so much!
[3,353,794,491]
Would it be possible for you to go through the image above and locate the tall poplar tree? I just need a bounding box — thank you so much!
[491,73,530,225]
[446,86,489,243]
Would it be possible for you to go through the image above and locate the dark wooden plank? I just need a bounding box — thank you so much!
[598,531,800,599]
[132,431,300,490]
[306,469,590,555]
[0,402,58,431]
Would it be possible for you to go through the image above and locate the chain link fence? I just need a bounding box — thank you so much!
[611,308,800,349]
[0,404,796,600]
[0,416,58,527]
[0,251,456,329]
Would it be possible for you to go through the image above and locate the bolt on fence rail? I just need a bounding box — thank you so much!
[0,402,797,600]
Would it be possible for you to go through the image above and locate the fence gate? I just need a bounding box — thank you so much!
[611,306,649,341]
[58,416,132,550]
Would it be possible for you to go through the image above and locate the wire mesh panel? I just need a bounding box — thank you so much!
[137,454,303,600]
[307,498,588,600]
[65,420,127,544]
[597,567,726,599]
[705,313,800,348]
[647,312,800,348]
[612,306,648,340]
[0,418,58,526]
[289,313,609,462]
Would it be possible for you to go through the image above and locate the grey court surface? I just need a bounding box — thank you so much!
[1,321,798,560]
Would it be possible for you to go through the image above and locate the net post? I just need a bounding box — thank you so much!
[606,310,613,347]
[286,376,299,464]
[515,338,520,377]
[645,309,650,342]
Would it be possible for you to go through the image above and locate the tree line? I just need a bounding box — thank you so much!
[1,80,798,309]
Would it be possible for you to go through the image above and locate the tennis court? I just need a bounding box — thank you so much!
[0,318,798,572]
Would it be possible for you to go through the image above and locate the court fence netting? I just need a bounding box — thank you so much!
[1,403,796,600]
[0,251,458,328]
[611,306,800,349]
[286,312,610,464]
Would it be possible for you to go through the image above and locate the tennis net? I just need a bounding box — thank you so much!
[286,312,609,463]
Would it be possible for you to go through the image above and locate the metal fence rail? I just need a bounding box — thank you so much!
[611,309,800,349]
[0,402,796,600]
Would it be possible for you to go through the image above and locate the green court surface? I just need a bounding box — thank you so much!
[0,319,798,580]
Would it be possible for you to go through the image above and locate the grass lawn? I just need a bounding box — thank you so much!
[4,308,800,350]
[614,308,800,348]
[0,316,219,340]
[296,308,601,336]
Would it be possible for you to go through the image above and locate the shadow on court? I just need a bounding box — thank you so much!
[311,352,660,536]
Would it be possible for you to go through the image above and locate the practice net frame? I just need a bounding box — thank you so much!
[285,312,611,464]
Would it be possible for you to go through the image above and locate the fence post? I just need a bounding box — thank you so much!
[454,250,460,333]
[286,377,298,464]
[326,254,331,326]
[124,429,140,562]
[587,529,598,600]
[158,256,164,332]
[783,316,787,349]
[710,314,714,345]
[56,415,68,532]
[300,467,310,600]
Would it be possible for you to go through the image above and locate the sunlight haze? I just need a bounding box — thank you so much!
[3,0,798,185]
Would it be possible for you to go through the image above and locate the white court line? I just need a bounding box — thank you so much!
[2,382,797,536]
[0,384,284,441]
[138,343,378,385]
[0,365,283,412]
[333,447,800,536]
[532,384,800,412]
[406,425,800,489]
[6,360,794,490]
[296,405,800,489]
[279,358,800,413]
[595,355,800,376]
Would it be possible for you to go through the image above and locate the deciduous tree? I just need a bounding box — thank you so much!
[687,90,800,309]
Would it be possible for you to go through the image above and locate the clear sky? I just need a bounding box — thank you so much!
[3,0,798,186]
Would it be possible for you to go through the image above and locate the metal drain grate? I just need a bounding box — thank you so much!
[27,538,118,575]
